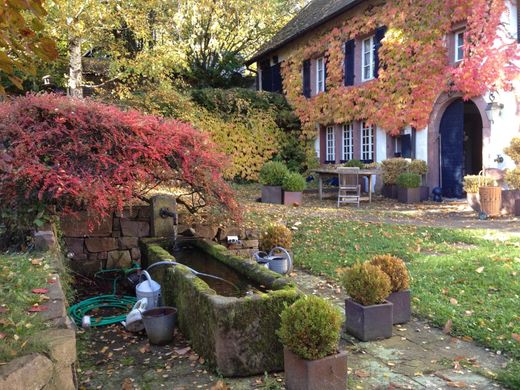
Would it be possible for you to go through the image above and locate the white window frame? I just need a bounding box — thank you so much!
[326,126,335,162]
[362,36,375,82]
[316,57,325,93]
[361,122,375,161]
[342,123,353,161]
[454,31,464,62]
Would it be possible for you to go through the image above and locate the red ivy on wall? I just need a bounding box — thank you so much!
[281,0,520,137]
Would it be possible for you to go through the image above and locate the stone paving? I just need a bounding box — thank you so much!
[77,268,512,390]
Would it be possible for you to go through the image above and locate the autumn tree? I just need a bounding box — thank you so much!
[0,0,57,93]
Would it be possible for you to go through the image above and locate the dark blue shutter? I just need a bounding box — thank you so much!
[272,63,282,93]
[344,40,355,86]
[324,58,327,91]
[374,25,387,78]
[303,60,311,98]
[401,135,412,158]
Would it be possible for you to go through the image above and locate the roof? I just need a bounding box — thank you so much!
[246,0,365,65]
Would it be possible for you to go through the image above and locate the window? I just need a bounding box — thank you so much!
[316,57,325,93]
[326,126,335,162]
[362,36,375,81]
[361,122,374,161]
[342,123,353,161]
[455,31,464,62]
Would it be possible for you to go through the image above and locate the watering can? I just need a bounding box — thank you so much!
[253,247,292,275]
[124,298,148,332]
[136,271,161,309]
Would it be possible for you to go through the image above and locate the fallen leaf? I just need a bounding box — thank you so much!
[0,332,6,340]
[28,305,48,312]
[475,266,484,273]
[449,298,458,305]
[443,319,453,334]
[447,380,467,388]
[354,244,360,251]
[0,307,8,313]
[121,378,133,390]
[32,288,49,294]
[210,380,231,390]
[175,346,191,355]
[31,258,44,266]
[100,346,108,354]
[354,369,370,378]
[512,333,520,343]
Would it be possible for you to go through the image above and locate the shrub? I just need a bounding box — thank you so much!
[397,173,421,188]
[282,172,306,192]
[381,158,409,184]
[504,137,520,189]
[275,132,314,173]
[505,169,520,189]
[277,295,342,360]
[462,175,495,193]
[259,223,292,251]
[408,160,428,176]
[364,162,380,169]
[344,159,365,168]
[0,94,240,237]
[259,161,289,186]
[341,262,391,306]
[369,255,410,292]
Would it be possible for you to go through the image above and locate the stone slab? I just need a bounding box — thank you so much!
[63,238,85,255]
[0,353,53,390]
[106,250,132,269]
[150,195,176,237]
[85,237,118,253]
[118,237,138,249]
[61,212,112,237]
[120,219,150,237]
[39,329,77,366]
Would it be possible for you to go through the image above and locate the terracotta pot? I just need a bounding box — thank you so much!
[479,186,502,217]
[382,184,398,199]
[501,189,520,215]
[283,191,303,206]
[397,187,421,203]
[261,185,282,204]
[466,192,480,212]
[283,347,348,390]
[387,290,411,324]
[420,186,429,201]
[345,298,393,341]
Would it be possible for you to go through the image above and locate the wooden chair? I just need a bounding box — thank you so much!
[337,167,361,207]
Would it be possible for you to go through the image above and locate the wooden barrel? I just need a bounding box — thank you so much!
[479,186,502,217]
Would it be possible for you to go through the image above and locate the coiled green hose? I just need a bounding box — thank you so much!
[68,295,137,327]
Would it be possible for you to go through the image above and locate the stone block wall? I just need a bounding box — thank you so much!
[62,206,151,275]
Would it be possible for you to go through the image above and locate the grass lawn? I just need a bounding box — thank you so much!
[0,253,55,362]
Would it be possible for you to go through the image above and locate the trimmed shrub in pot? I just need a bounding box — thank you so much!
[370,255,411,324]
[259,223,292,252]
[409,160,429,201]
[259,161,289,204]
[277,295,346,390]
[396,173,421,203]
[282,172,306,206]
[381,158,409,198]
[344,159,365,168]
[341,262,393,341]
[503,137,520,216]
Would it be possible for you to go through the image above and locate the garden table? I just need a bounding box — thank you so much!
[312,167,381,203]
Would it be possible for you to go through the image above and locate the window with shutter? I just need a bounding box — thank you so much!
[361,122,375,162]
[303,60,311,98]
[362,36,375,82]
[272,63,282,93]
[316,57,325,93]
[326,126,336,162]
[342,123,354,161]
[344,40,355,86]
[374,26,387,78]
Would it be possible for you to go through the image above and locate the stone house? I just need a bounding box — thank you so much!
[246,0,520,198]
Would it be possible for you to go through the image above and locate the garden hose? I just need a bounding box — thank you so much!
[68,264,140,327]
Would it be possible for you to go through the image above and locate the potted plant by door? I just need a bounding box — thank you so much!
[341,262,393,341]
[282,171,306,205]
[409,160,429,201]
[277,295,346,390]
[503,137,520,216]
[370,255,411,324]
[478,173,501,218]
[259,161,289,204]
[396,173,421,203]
[381,158,409,199]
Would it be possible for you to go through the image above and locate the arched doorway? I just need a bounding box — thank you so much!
[439,99,483,198]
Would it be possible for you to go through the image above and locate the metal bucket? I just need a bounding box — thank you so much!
[268,256,289,274]
[142,306,177,345]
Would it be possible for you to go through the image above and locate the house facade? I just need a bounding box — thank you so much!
[247,0,520,198]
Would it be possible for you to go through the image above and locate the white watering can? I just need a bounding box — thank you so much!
[253,247,293,275]
[124,298,148,332]
[136,270,161,309]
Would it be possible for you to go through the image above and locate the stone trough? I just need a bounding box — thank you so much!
[140,238,301,377]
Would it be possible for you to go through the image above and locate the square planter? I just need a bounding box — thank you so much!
[261,185,282,204]
[501,189,520,215]
[345,298,393,341]
[387,290,411,324]
[382,184,398,199]
[283,347,347,390]
[283,191,303,206]
[397,187,421,203]
[419,186,429,202]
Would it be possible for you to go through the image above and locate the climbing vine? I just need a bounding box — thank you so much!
[281,0,520,137]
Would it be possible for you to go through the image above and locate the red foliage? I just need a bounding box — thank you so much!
[0,94,240,225]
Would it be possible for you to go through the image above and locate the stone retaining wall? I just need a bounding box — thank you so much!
[0,233,77,390]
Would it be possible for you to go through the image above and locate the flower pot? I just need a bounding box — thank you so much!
[387,290,411,324]
[283,191,303,206]
[501,189,520,215]
[345,298,393,341]
[466,192,480,212]
[479,186,502,217]
[420,186,429,201]
[397,187,421,203]
[382,184,398,199]
[261,185,282,204]
[283,347,348,390]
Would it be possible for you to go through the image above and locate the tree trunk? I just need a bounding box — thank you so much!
[68,35,83,98]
